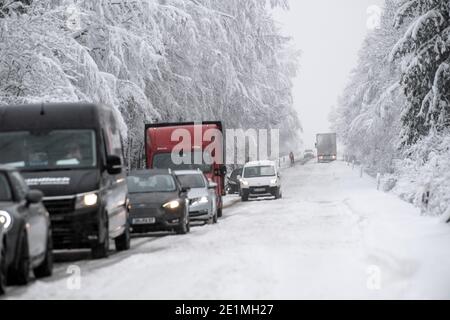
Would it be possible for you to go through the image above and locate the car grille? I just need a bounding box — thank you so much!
[250,186,271,194]
[43,198,76,216]
[130,207,160,217]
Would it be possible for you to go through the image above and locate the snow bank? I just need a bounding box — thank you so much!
[383,130,450,219]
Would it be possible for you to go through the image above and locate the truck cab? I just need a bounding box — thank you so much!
[145,122,226,217]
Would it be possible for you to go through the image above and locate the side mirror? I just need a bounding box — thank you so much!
[107,155,122,175]
[181,187,190,194]
[26,190,43,206]
[237,175,241,180]
[209,182,218,189]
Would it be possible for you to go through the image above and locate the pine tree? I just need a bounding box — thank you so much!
[390,0,450,145]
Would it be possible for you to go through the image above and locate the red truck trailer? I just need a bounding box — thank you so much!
[145,122,226,217]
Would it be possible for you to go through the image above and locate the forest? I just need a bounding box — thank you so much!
[0,0,302,167]
[333,0,450,217]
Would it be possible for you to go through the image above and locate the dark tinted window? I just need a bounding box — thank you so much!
[104,111,125,160]
[0,173,12,201]
[243,166,276,178]
[176,174,206,189]
[230,168,242,179]
[153,152,213,173]
[0,130,97,170]
[127,174,177,193]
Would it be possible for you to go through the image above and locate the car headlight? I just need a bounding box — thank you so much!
[163,200,180,209]
[270,179,278,185]
[75,192,98,209]
[0,210,12,231]
[240,179,249,187]
[191,196,209,206]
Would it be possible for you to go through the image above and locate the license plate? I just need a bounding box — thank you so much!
[254,188,266,192]
[132,217,156,225]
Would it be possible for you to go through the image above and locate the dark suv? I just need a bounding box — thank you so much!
[0,103,130,259]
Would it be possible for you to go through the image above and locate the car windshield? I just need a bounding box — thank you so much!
[0,173,12,201]
[153,152,213,173]
[0,130,97,170]
[243,166,276,178]
[176,174,206,189]
[127,174,177,193]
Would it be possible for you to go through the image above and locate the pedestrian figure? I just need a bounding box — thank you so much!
[289,151,295,166]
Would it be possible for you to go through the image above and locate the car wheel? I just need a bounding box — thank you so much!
[213,209,218,224]
[241,191,249,202]
[273,187,281,199]
[0,240,7,295]
[91,217,109,259]
[33,231,53,279]
[8,230,30,286]
[115,223,131,252]
[176,209,190,235]
[176,218,188,235]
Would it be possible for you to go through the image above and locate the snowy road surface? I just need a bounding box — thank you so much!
[6,161,450,299]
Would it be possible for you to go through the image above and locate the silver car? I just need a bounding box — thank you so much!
[174,170,218,224]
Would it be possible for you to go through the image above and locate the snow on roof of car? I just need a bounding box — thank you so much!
[244,160,276,167]
[173,169,204,175]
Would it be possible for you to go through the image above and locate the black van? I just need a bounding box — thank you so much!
[0,103,130,259]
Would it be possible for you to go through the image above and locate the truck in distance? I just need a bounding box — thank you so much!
[315,133,337,163]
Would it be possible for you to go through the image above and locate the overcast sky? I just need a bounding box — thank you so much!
[274,0,385,149]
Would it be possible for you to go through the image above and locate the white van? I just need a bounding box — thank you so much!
[239,160,282,201]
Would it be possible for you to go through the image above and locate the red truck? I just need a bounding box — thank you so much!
[145,122,227,217]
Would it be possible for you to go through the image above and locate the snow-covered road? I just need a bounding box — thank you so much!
[6,161,450,299]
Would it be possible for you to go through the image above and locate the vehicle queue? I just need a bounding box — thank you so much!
[0,103,283,296]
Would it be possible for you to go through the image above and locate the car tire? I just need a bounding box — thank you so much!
[91,218,109,259]
[0,240,7,296]
[176,210,190,235]
[274,187,282,199]
[33,231,53,279]
[115,223,131,252]
[213,209,218,224]
[8,230,30,286]
[176,220,188,235]
[241,191,249,202]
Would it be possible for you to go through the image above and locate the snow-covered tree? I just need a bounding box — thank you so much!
[333,0,406,174]
[390,0,450,145]
[0,0,301,168]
